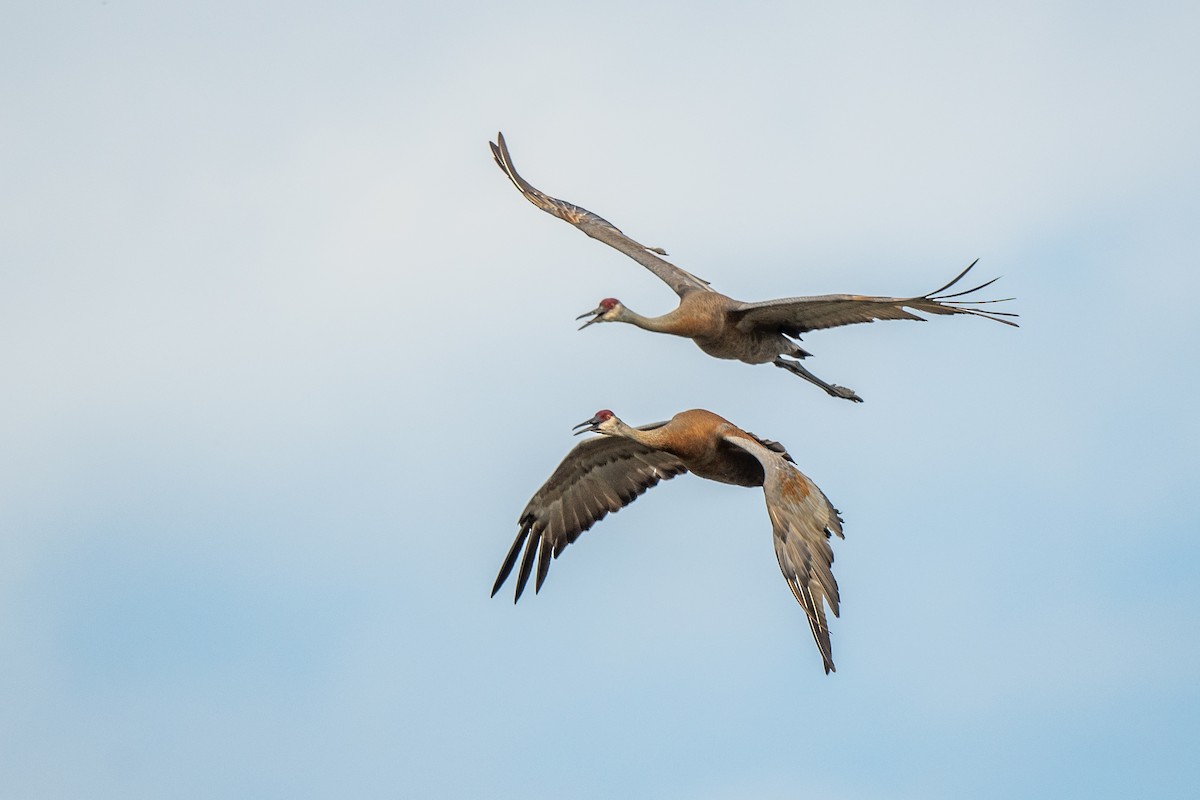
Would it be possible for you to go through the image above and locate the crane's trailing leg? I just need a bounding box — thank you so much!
[774,357,863,403]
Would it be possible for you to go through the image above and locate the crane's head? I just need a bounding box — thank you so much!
[572,409,619,436]
[576,298,623,330]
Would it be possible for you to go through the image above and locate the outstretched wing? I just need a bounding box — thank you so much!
[490,132,712,297]
[729,259,1018,337]
[724,434,844,674]
[492,427,688,603]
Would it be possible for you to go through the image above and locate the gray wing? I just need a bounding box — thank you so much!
[490,132,712,298]
[492,426,688,603]
[723,434,844,674]
[730,260,1018,337]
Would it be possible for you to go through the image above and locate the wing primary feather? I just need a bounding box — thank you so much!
[801,583,837,674]
[923,258,980,297]
[513,529,540,603]
[491,525,530,598]
[929,275,1000,300]
[944,297,1016,305]
[535,533,553,594]
[938,306,1020,326]
[785,576,835,674]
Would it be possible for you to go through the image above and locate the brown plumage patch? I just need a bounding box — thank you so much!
[780,472,811,502]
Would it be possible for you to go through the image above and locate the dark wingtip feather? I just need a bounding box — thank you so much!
[797,581,836,675]
[935,275,1000,300]
[491,526,530,598]
[490,132,516,175]
[924,258,980,298]
[513,529,539,603]
[534,535,552,594]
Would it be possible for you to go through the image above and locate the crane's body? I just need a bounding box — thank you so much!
[492,408,845,674]
[594,291,810,364]
[609,408,784,484]
[491,132,1017,402]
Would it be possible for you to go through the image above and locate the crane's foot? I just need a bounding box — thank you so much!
[827,385,864,403]
[773,357,864,403]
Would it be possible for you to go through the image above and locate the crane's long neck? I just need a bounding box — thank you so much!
[610,419,668,450]
[615,305,691,337]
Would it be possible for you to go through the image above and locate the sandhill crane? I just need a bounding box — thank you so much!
[491,133,1017,402]
[492,408,845,674]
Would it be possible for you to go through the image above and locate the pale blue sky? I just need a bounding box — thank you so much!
[2,2,1198,798]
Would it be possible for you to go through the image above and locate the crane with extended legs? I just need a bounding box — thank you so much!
[491,132,1017,402]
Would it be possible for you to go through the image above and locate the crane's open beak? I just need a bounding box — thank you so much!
[572,415,603,435]
[576,307,605,331]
